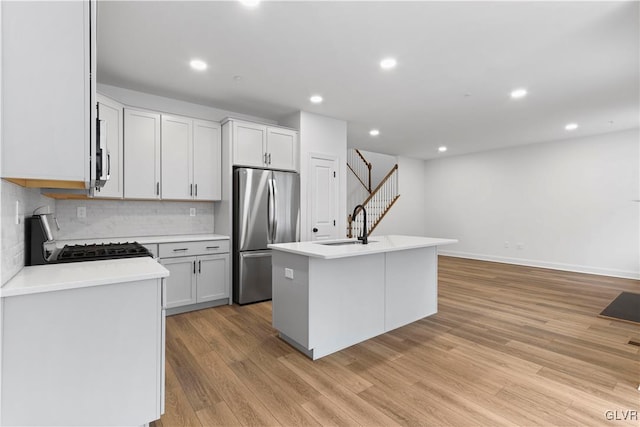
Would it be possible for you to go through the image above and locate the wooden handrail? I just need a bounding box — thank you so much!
[348,163,399,238]
[347,163,370,194]
[368,195,400,235]
[354,149,371,169]
[360,164,398,208]
[355,149,373,191]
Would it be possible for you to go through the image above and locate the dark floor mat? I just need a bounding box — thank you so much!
[599,292,640,324]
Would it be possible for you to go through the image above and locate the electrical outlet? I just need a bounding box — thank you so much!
[517,242,524,250]
[285,268,294,279]
[77,206,86,218]
[504,241,509,248]
[190,208,196,217]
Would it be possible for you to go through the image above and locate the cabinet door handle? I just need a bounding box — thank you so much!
[206,246,220,250]
[198,260,201,274]
[268,153,272,165]
[193,260,196,274]
[173,248,188,252]
[190,183,193,196]
[156,182,160,196]
[264,152,268,165]
[106,152,111,180]
[195,184,198,197]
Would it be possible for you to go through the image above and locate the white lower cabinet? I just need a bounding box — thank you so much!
[197,255,229,302]
[159,240,229,312]
[161,257,197,308]
[0,278,165,426]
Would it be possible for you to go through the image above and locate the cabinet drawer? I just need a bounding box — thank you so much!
[158,240,229,258]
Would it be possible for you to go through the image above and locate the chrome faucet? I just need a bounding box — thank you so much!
[351,204,368,244]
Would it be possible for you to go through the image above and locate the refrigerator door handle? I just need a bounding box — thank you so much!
[271,178,278,241]
[267,178,275,244]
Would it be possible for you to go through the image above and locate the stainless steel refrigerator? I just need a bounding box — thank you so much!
[233,167,300,304]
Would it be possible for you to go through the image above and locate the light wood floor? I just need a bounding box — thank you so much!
[153,257,640,427]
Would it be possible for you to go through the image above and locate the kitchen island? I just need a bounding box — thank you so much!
[269,235,457,359]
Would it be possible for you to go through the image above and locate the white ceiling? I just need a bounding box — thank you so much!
[97,1,639,160]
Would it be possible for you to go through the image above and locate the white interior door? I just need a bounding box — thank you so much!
[309,154,338,241]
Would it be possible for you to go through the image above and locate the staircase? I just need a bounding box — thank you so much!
[347,149,400,238]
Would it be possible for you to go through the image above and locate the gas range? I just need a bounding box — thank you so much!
[52,242,152,263]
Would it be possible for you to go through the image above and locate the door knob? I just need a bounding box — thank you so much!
[312,228,318,233]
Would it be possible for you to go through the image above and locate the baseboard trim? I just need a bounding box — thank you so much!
[437,250,640,280]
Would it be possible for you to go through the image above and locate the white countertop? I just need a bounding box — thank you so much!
[53,233,229,247]
[1,257,169,298]
[269,235,458,259]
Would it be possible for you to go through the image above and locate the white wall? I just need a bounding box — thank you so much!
[423,128,639,279]
[97,84,275,124]
[1,181,54,284]
[359,150,397,188]
[284,112,347,241]
[370,156,426,237]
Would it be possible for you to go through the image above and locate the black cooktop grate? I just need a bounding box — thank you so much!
[55,242,152,263]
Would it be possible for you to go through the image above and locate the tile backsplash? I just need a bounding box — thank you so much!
[56,199,213,239]
[1,180,55,284]
[1,181,216,285]
[55,199,215,240]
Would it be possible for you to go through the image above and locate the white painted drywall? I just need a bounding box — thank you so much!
[283,112,347,242]
[1,181,53,284]
[359,150,397,188]
[97,83,275,124]
[370,156,426,237]
[423,128,639,279]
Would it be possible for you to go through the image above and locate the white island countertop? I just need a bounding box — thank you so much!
[0,257,169,298]
[269,235,458,259]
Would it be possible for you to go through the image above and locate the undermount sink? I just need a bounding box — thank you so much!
[317,240,376,246]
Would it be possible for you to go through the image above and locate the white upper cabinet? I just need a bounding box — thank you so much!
[124,109,161,199]
[193,120,222,201]
[233,121,267,168]
[1,0,94,188]
[161,116,221,201]
[161,115,193,200]
[230,119,298,171]
[93,94,124,199]
[267,127,298,171]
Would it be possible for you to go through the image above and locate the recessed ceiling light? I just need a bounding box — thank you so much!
[310,95,323,104]
[380,58,397,70]
[510,88,528,99]
[565,123,578,131]
[239,0,261,7]
[438,146,448,153]
[189,59,207,71]
[369,129,380,136]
